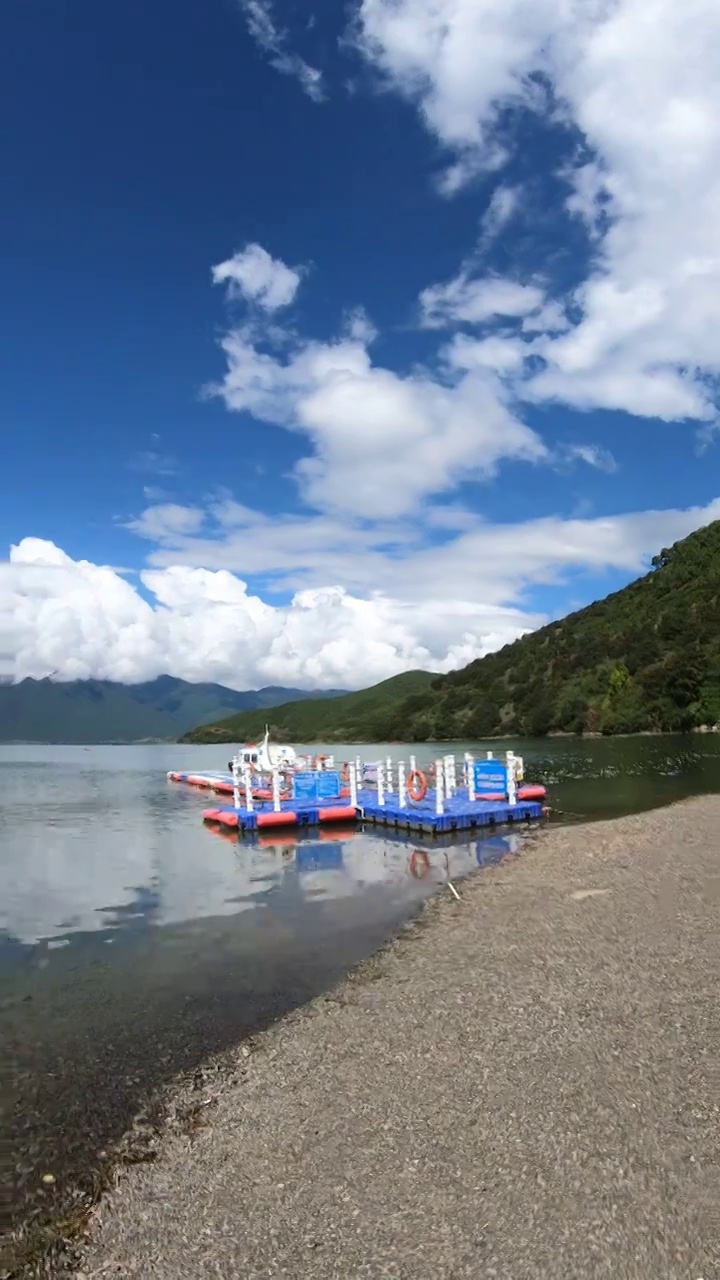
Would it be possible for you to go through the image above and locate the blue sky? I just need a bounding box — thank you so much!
[2,0,719,689]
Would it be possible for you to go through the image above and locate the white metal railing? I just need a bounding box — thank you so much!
[227,748,526,812]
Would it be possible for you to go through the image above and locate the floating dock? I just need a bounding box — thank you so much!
[173,750,547,838]
[357,788,542,833]
[202,786,543,834]
[168,769,234,793]
[202,799,357,831]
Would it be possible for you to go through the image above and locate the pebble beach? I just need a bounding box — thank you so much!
[74,796,720,1277]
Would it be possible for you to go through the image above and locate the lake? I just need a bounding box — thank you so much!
[2,735,719,1254]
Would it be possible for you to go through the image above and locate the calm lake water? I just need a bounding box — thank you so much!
[2,735,719,1245]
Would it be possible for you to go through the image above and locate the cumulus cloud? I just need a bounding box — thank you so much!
[212,243,303,311]
[353,0,720,430]
[238,0,325,102]
[5,537,537,690]
[210,299,547,519]
[6,497,720,688]
[443,333,525,376]
[419,273,545,328]
[206,240,638,523]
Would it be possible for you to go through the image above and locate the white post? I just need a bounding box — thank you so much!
[243,764,254,813]
[506,759,517,806]
[272,764,281,812]
[466,754,475,803]
[355,755,362,782]
[386,755,393,794]
[398,761,406,809]
[377,762,386,807]
[232,757,241,809]
[409,754,416,774]
[487,750,493,759]
[349,761,358,808]
[435,759,445,816]
[444,753,456,795]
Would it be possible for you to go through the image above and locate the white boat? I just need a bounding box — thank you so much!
[229,729,335,776]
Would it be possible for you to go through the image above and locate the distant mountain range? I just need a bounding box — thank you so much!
[0,676,349,744]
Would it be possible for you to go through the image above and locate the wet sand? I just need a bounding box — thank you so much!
[67,799,720,1274]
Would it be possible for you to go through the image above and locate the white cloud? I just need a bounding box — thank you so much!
[420,273,545,328]
[561,443,617,473]
[6,499,719,689]
[443,333,524,375]
[238,0,325,102]
[212,243,303,311]
[480,184,521,242]
[130,504,206,540]
[353,0,548,154]
[210,294,547,519]
[521,301,570,335]
[5,536,536,690]
[353,0,720,430]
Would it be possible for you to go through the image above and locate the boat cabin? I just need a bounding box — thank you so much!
[228,744,260,771]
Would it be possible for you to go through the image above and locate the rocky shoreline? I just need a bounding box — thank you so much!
[71,796,720,1279]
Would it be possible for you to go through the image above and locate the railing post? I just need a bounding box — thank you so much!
[506,759,517,806]
[377,762,386,808]
[349,761,358,808]
[435,759,445,816]
[466,754,475,802]
[272,764,281,812]
[243,764,254,813]
[398,761,406,809]
[232,756,241,809]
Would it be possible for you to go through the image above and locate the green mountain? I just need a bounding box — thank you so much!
[0,676,349,744]
[186,519,720,743]
[181,670,437,744]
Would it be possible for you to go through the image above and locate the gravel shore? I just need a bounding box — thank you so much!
[83,797,720,1279]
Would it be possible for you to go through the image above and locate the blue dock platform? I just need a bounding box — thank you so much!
[357,787,543,833]
[202,796,357,831]
[201,785,544,835]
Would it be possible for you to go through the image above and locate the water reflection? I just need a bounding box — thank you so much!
[3,733,719,961]
[0,815,524,968]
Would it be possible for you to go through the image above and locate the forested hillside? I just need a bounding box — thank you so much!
[382,520,720,740]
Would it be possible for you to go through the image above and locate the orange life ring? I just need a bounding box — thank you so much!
[407,769,428,802]
[409,849,431,879]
